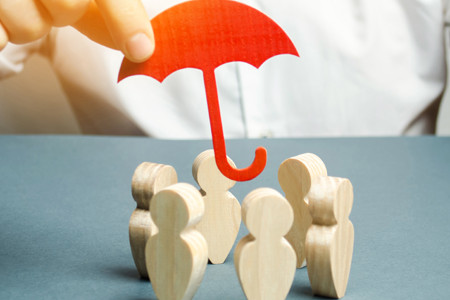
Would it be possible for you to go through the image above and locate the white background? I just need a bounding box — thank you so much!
[1,54,449,136]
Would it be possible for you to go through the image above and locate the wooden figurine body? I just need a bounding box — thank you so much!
[129,162,177,278]
[305,176,354,298]
[235,188,296,300]
[192,150,241,264]
[278,153,327,268]
[147,183,208,300]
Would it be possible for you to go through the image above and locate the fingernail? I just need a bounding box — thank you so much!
[126,33,154,62]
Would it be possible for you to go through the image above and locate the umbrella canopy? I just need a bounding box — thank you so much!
[119,0,299,181]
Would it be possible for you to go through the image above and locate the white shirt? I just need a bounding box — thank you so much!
[0,0,449,138]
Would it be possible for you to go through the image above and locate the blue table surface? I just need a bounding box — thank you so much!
[0,135,449,300]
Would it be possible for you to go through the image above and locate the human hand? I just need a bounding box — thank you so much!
[0,0,154,62]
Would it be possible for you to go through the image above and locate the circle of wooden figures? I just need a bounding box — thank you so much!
[129,151,354,299]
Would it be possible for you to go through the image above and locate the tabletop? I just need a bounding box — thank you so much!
[1,135,449,299]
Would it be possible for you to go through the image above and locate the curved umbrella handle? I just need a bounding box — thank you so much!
[203,70,267,181]
[216,145,267,182]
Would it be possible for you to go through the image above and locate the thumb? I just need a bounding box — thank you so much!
[74,0,154,63]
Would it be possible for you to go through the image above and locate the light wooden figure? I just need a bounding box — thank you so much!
[192,149,241,264]
[278,153,327,268]
[129,162,177,278]
[146,183,208,300]
[305,176,354,298]
[234,188,296,300]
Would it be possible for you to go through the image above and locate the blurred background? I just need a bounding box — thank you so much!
[1,53,450,136]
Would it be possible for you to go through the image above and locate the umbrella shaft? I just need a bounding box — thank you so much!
[202,69,267,182]
[203,69,227,163]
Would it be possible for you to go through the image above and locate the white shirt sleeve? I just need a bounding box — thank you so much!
[0,38,47,79]
[436,0,450,134]
[444,0,450,22]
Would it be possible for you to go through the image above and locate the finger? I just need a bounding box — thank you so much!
[94,0,154,62]
[0,0,51,44]
[0,22,8,50]
[39,0,91,27]
[72,1,116,50]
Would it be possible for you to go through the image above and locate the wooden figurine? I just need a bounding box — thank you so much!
[305,176,354,298]
[234,188,296,300]
[129,162,177,278]
[278,153,327,268]
[192,149,241,264]
[146,183,208,300]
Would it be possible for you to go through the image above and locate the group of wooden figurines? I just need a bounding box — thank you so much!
[129,150,354,300]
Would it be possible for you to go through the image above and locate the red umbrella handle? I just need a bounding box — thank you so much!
[203,69,267,181]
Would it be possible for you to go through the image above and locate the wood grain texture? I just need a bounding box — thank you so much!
[192,149,241,264]
[129,162,177,278]
[278,153,327,268]
[305,176,354,298]
[147,183,208,300]
[235,188,296,300]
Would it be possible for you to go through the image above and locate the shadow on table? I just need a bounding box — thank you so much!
[103,266,158,300]
[110,296,157,300]
[290,282,331,299]
[103,265,148,282]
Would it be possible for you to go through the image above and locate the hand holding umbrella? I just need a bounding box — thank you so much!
[119,0,299,181]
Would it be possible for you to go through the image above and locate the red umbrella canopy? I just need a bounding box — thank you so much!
[119,0,299,80]
[119,0,299,181]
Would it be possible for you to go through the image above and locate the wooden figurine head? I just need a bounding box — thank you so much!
[308,177,353,226]
[150,183,205,233]
[242,188,294,239]
[131,162,177,210]
[278,153,327,205]
[192,149,236,193]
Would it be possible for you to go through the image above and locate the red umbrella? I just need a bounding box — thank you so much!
[119,0,299,181]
